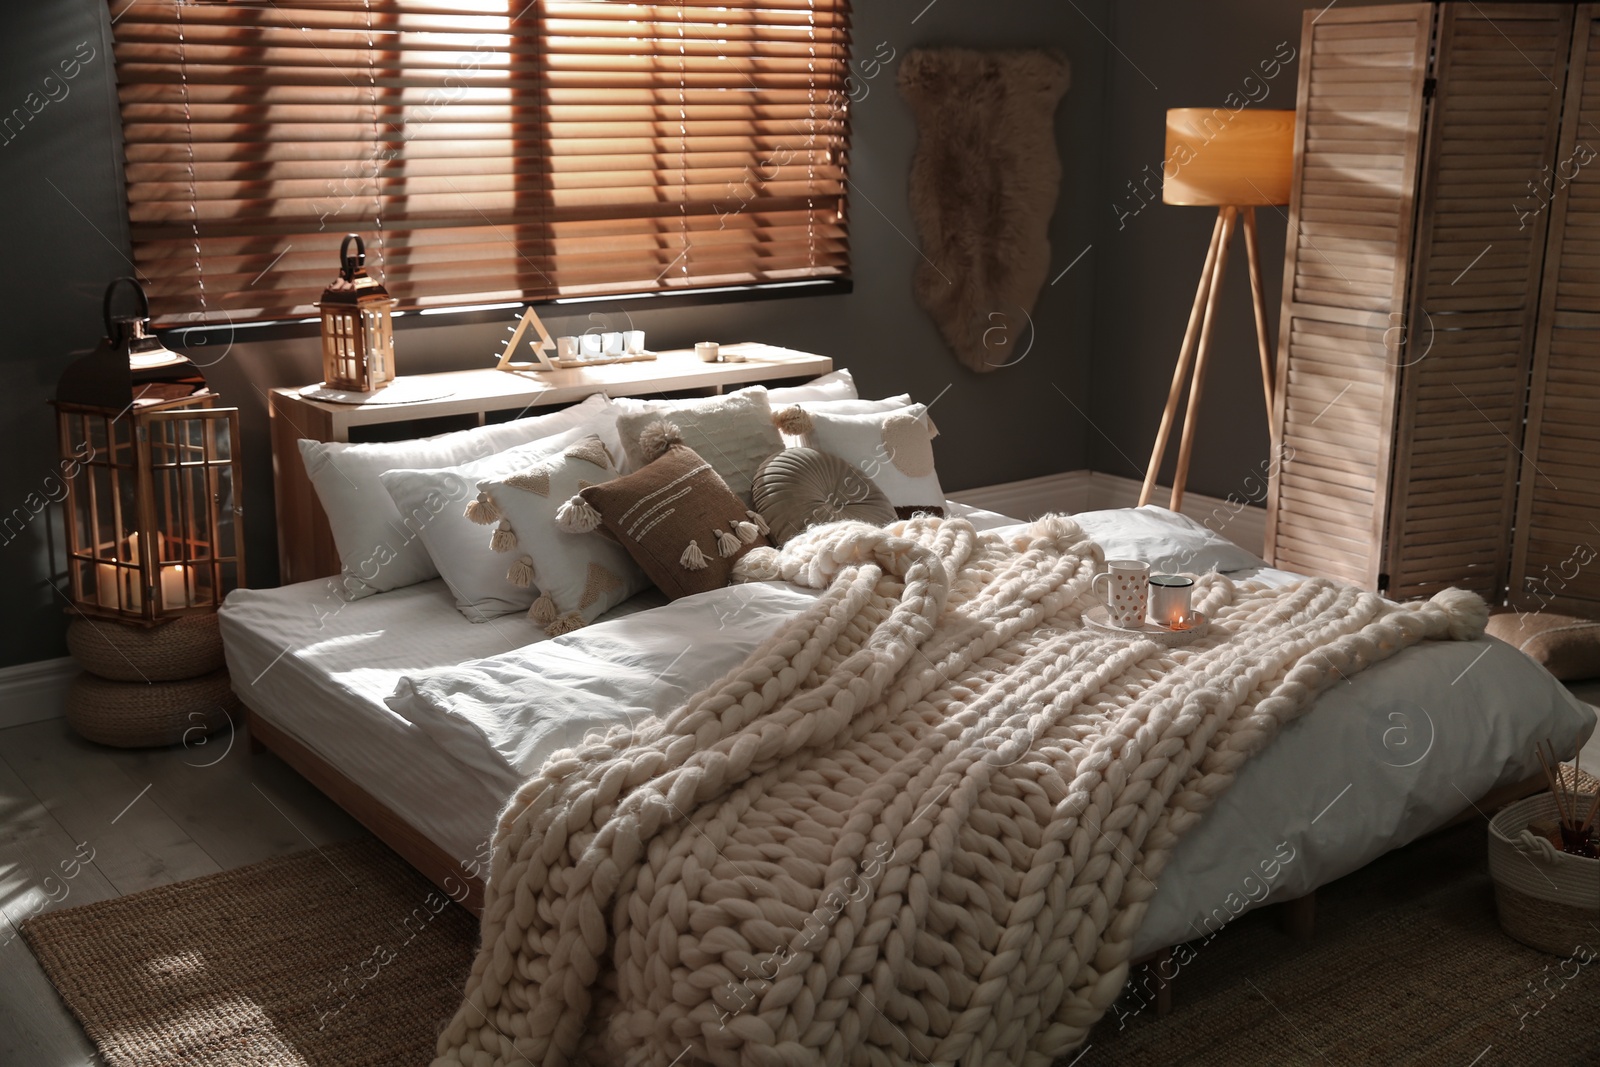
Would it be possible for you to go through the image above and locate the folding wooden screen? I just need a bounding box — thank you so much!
[1267,2,1600,613]
[1511,11,1600,615]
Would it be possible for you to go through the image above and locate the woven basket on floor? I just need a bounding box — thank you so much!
[1488,792,1600,956]
[65,669,238,749]
[65,613,224,682]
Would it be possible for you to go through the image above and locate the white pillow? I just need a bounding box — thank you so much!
[378,426,590,620]
[299,393,619,598]
[612,387,783,502]
[1072,506,1266,575]
[805,403,944,512]
[476,435,648,636]
[766,369,857,404]
[772,394,913,447]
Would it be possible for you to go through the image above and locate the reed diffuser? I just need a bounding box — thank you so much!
[1533,740,1599,858]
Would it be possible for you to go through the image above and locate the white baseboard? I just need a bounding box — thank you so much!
[950,469,1266,557]
[0,655,77,729]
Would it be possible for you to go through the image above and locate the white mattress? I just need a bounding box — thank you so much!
[221,506,1596,958]
[221,576,571,860]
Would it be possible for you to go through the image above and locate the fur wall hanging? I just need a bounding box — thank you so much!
[899,48,1069,373]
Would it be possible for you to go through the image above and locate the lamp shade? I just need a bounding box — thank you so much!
[1163,108,1294,207]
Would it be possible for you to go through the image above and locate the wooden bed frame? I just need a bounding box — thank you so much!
[250,348,1558,1019]
[247,711,489,914]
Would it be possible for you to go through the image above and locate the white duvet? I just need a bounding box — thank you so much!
[385,509,1595,957]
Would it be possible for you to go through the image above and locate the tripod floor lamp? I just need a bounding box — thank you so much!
[1139,108,1295,511]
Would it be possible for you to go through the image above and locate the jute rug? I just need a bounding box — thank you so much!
[23,823,1598,1065]
[22,838,475,1067]
[1084,822,1600,1065]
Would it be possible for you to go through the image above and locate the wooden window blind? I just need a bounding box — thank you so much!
[108,0,852,325]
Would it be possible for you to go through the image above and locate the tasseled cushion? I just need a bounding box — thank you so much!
[475,432,646,630]
[577,443,771,600]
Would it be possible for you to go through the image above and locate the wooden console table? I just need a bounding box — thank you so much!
[269,343,832,584]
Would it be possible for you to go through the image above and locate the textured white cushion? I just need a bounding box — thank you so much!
[612,387,783,503]
[298,394,619,598]
[378,427,590,620]
[772,394,913,447]
[477,435,648,635]
[765,369,858,404]
[805,403,945,511]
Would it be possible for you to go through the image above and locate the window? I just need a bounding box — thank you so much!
[108,1,851,324]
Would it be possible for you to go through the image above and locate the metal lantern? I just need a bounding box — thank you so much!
[54,278,246,624]
[318,233,395,392]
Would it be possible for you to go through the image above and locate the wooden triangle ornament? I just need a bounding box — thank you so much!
[494,306,558,372]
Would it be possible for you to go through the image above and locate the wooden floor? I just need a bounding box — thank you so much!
[5,680,1600,1064]
[0,703,365,1066]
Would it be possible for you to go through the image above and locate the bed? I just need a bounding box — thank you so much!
[219,499,1595,962]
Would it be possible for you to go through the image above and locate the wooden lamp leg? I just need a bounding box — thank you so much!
[1241,206,1276,428]
[1169,206,1239,513]
[1139,208,1230,508]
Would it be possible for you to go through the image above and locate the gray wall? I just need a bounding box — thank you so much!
[1089,0,1302,500]
[0,0,1108,670]
[0,2,132,669]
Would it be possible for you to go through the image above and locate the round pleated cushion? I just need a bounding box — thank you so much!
[751,447,897,544]
[66,613,224,682]
[65,669,238,749]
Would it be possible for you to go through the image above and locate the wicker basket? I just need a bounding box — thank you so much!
[1488,792,1600,956]
[66,613,224,682]
[65,669,238,749]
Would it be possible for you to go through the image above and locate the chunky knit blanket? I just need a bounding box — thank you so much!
[433,515,1487,1067]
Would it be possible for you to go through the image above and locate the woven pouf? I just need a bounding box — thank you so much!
[65,669,239,749]
[65,613,225,682]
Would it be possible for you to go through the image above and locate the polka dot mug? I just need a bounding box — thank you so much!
[1093,559,1150,628]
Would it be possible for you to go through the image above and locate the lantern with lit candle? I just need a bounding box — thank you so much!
[318,233,395,392]
[54,278,245,624]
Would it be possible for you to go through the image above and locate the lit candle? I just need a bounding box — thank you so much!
[159,564,190,608]
[126,531,167,559]
[94,562,140,611]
